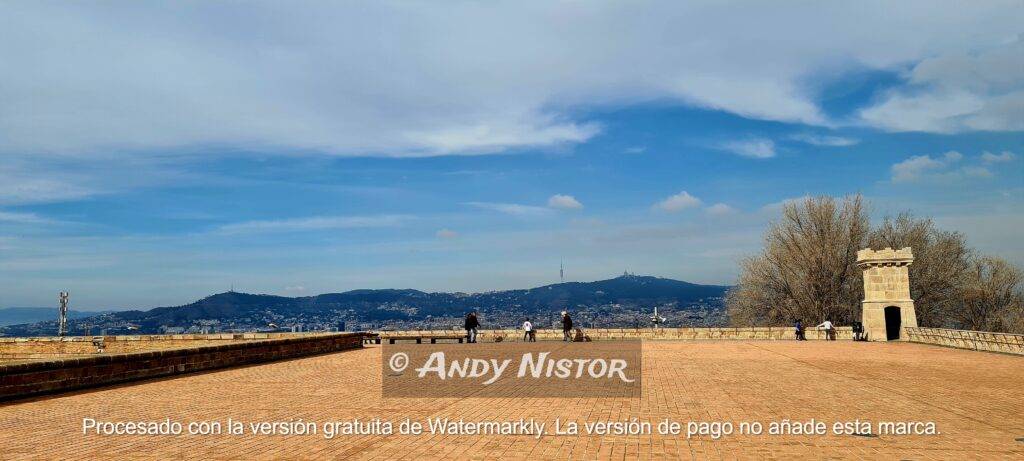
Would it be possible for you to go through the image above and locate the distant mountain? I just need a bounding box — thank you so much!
[1,274,730,334]
[0,307,97,327]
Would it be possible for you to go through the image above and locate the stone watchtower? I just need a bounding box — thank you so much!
[856,247,917,341]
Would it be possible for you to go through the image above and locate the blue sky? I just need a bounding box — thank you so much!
[1,1,1022,310]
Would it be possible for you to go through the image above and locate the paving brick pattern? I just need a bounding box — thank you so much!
[1,341,1021,460]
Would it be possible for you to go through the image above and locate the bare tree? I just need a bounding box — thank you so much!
[957,257,1024,333]
[727,195,868,326]
[868,213,971,328]
[730,197,1024,333]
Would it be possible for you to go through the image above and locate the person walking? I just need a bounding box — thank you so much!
[522,317,534,342]
[561,311,573,342]
[794,320,806,341]
[816,319,836,341]
[465,312,480,343]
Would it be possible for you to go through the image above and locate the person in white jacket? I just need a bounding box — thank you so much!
[816,320,836,341]
[522,318,535,342]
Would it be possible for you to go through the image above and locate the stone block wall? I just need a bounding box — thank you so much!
[0,333,368,401]
[0,333,341,362]
[905,327,1024,355]
[377,327,853,342]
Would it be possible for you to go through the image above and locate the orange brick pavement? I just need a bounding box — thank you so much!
[1,341,1022,460]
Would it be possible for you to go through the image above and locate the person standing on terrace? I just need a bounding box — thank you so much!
[561,311,573,342]
[464,312,480,343]
[522,318,534,342]
[816,319,836,341]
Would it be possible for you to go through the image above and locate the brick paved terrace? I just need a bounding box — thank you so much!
[1,341,1022,460]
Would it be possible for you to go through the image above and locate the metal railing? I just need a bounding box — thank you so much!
[904,327,1024,355]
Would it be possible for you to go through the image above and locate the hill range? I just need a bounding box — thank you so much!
[0,274,730,335]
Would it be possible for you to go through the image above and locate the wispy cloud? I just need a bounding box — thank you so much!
[860,39,1024,133]
[0,166,100,206]
[435,228,459,239]
[0,210,54,224]
[788,133,859,147]
[717,138,776,158]
[623,146,646,154]
[214,215,412,235]
[890,150,1009,183]
[981,150,1016,164]
[654,191,702,212]
[705,203,737,215]
[760,195,812,213]
[547,194,583,210]
[892,151,962,182]
[464,202,553,217]
[2,3,1017,160]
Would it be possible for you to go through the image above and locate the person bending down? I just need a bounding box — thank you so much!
[816,320,836,341]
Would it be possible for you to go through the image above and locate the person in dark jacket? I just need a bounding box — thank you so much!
[561,311,573,342]
[464,312,480,343]
[795,320,806,341]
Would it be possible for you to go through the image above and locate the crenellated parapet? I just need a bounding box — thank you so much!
[856,247,914,268]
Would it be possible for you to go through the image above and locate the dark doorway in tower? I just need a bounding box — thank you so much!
[884,306,901,341]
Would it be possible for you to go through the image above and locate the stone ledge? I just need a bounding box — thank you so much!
[376,327,854,341]
[0,332,371,401]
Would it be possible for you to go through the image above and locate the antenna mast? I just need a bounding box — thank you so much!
[560,259,564,283]
[57,291,69,337]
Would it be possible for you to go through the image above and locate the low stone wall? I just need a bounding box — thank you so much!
[0,332,368,401]
[377,327,853,342]
[0,332,338,362]
[905,327,1024,356]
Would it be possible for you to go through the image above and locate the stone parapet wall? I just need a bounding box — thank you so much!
[905,327,1024,356]
[378,327,853,342]
[0,332,338,361]
[0,333,368,401]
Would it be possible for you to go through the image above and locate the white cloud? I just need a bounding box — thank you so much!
[961,166,994,178]
[718,139,776,158]
[892,151,954,180]
[789,133,859,147]
[404,119,600,155]
[861,38,1024,133]
[435,228,459,239]
[215,215,411,234]
[981,150,1016,163]
[464,202,552,217]
[705,203,737,215]
[760,195,812,214]
[0,165,100,205]
[0,210,53,224]
[624,146,646,154]
[0,2,1020,159]
[889,150,1010,183]
[547,194,583,210]
[654,191,702,212]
